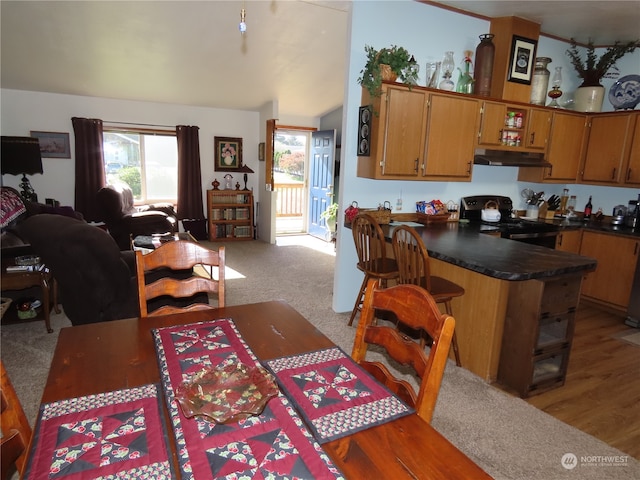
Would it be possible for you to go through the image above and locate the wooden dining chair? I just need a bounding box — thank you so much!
[1,361,32,480]
[351,278,455,424]
[135,240,225,317]
[348,213,399,326]
[392,225,464,366]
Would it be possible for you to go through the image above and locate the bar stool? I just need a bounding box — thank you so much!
[348,213,399,326]
[391,225,463,366]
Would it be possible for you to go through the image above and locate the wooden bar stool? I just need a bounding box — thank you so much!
[392,225,464,366]
[348,213,399,326]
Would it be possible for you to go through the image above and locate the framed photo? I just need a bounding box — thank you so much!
[30,131,71,158]
[258,142,265,161]
[507,35,537,84]
[214,136,243,171]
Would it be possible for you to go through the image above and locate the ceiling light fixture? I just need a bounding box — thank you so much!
[239,6,246,34]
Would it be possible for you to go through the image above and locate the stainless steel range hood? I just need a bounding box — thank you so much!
[473,149,552,167]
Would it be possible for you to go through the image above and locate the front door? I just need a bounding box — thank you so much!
[307,129,336,240]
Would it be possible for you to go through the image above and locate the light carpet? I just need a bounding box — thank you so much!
[2,235,638,480]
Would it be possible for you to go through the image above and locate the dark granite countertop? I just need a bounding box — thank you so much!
[543,218,640,238]
[379,222,597,282]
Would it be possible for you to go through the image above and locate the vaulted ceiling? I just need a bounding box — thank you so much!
[1,1,638,119]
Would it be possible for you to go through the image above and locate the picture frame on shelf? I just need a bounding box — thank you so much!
[214,136,243,171]
[507,35,537,85]
[30,131,71,158]
[258,142,265,161]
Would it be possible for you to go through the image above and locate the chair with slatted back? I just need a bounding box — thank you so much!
[392,225,464,366]
[348,213,399,326]
[135,240,225,317]
[351,278,455,423]
[1,361,32,480]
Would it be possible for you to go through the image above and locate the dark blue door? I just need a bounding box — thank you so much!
[308,129,336,240]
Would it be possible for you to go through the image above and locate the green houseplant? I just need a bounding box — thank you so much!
[358,45,419,98]
[566,38,639,87]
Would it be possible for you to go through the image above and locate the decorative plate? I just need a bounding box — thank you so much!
[608,74,640,110]
[175,363,279,423]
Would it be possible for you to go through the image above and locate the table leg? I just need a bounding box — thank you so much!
[51,278,61,314]
[39,274,53,334]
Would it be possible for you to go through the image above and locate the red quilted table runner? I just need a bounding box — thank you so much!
[153,318,344,480]
[24,384,174,479]
[264,347,414,444]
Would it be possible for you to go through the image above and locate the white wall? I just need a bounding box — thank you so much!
[332,1,640,312]
[1,89,260,217]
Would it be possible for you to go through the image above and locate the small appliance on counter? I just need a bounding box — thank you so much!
[625,199,638,228]
[611,205,627,225]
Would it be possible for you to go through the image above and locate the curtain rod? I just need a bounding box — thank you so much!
[103,120,176,129]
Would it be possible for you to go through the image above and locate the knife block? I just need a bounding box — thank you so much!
[538,203,556,220]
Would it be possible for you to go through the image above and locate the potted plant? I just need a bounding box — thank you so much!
[320,202,339,231]
[566,38,639,112]
[358,45,419,99]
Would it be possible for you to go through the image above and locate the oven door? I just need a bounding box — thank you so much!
[503,231,559,249]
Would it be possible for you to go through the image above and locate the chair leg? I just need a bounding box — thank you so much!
[348,274,369,326]
[444,300,462,367]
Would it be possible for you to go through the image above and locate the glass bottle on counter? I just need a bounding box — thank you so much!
[584,195,593,220]
[560,188,569,216]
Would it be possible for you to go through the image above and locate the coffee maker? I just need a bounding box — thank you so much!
[625,199,639,228]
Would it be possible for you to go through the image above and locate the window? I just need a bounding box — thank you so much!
[103,128,178,204]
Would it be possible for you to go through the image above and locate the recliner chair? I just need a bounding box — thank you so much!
[95,184,177,250]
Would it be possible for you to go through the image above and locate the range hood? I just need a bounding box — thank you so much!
[473,149,552,168]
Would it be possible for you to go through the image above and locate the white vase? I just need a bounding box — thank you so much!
[574,85,605,112]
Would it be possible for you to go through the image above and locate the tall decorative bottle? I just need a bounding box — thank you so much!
[456,50,474,94]
[473,34,495,97]
[530,57,551,105]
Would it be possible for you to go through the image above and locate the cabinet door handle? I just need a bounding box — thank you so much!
[466,161,472,175]
[530,132,535,144]
[546,165,553,178]
[498,129,503,143]
[635,242,639,256]
[558,233,563,246]
[611,167,617,180]
[414,158,419,173]
[627,169,632,181]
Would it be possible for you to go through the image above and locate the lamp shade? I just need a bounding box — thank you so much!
[237,163,254,173]
[1,136,43,175]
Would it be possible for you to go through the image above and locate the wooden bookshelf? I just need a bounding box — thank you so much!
[207,190,254,241]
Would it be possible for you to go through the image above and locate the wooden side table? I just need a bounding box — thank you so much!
[1,264,59,333]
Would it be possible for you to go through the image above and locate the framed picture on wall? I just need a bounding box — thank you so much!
[30,131,71,158]
[507,35,537,84]
[214,136,243,171]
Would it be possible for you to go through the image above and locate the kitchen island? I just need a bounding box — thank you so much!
[380,221,597,397]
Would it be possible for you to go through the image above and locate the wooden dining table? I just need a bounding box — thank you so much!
[33,300,492,479]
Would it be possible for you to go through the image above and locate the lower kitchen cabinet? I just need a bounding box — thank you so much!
[555,229,582,253]
[498,274,582,398]
[579,230,639,309]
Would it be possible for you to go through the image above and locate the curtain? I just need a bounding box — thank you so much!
[72,117,105,222]
[176,125,204,221]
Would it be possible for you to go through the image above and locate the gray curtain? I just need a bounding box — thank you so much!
[72,117,104,221]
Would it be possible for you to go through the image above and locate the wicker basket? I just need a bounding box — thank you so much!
[360,208,392,225]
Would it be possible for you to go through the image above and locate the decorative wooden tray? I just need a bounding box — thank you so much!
[416,212,451,225]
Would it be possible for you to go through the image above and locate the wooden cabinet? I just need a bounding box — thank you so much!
[623,115,640,185]
[207,190,254,241]
[555,229,582,253]
[356,84,428,179]
[499,274,582,397]
[422,93,477,180]
[478,103,550,152]
[579,231,639,309]
[580,113,635,184]
[518,112,587,183]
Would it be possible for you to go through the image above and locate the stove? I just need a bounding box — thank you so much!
[460,195,561,248]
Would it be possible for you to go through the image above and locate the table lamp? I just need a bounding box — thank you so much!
[1,136,43,202]
[238,163,254,190]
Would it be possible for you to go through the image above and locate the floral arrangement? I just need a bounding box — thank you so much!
[566,38,639,86]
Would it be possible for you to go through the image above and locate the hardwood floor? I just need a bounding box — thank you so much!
[497,301,640,459]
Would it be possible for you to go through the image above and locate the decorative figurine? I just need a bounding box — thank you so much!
[212,179,220,190]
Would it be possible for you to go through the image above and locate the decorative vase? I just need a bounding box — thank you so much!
[473,34,495,97]
[574,85,605,112]
[456,50,474,94]
[530,57,551,105]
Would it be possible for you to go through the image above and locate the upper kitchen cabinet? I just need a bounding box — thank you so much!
[422,93,478,180]
[518,111,587,183]
[580,112,637,185]
[624,115,640,185]
[477,102,550,152]
[356,83,428,180]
